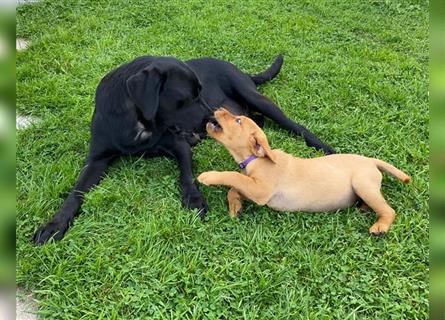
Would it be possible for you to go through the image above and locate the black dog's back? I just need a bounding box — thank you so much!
[186,54,283,88]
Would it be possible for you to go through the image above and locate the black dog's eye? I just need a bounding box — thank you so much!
[235,118,241,125]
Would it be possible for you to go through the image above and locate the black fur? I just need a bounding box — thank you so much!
[32,54,335,244]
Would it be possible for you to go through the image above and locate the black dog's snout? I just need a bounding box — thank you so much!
[203,114,216,124]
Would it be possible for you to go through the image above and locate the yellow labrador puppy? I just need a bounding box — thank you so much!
[198,108,410,235]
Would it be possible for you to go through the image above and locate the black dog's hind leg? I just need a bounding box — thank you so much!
[160,133,208,218]
[32,153,117,244]
[250,113,265,128]
[237,87,336,154]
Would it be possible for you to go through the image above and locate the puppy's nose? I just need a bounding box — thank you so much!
[215,108,230,117]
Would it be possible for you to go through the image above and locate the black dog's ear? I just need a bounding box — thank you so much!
[126,67,163,121]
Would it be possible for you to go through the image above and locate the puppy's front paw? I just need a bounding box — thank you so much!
[197,171,219,186]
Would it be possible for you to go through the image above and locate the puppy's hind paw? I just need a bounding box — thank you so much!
[229,203,242,218]
[369,222,390,236]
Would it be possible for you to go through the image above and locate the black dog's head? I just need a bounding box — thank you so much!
[126,57,202,122]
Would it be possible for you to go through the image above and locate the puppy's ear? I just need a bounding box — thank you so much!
[249,130,276,163]
[126,66,163,121]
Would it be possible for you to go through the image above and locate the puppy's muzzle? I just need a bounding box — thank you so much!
[207,119,222,132]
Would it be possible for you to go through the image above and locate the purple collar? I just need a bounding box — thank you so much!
[239,155,257,169]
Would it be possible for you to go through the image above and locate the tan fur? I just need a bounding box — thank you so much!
[197,108,411,235]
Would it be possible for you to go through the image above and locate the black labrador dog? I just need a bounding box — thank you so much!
[33,54,335,244]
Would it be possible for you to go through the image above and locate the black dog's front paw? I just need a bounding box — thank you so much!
[32,220,69,245]
[182,188,208,219]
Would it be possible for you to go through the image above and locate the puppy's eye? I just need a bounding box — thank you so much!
[235,118,241,125]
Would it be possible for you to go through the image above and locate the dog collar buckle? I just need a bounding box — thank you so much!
[239,155,258,169]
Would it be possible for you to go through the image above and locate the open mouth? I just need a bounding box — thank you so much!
[207,119,222,132]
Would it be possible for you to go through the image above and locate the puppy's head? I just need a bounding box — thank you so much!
[207,108,276,163]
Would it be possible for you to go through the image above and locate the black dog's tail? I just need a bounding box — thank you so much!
[250,54,284,85]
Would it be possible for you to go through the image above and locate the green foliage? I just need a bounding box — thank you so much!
[17,0,428,318]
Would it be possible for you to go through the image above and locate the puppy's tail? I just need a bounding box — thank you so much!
[250,54,284,85]
[374,159,411,184]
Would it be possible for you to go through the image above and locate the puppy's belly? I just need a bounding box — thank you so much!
[266,188,358,212]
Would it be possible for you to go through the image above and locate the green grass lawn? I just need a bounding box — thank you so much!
[16,0,429,318]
